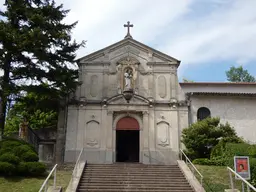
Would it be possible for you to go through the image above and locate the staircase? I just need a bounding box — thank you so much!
[76,163,195,192]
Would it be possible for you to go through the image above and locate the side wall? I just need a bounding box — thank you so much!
[190,95,256,144]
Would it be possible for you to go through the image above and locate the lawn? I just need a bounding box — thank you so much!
[0,170,72,192]
[196,165,245,192]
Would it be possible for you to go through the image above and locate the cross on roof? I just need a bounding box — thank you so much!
[124,21,133,38]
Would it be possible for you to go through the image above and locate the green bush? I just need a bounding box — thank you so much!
[21,151,39,162]
[0,138,36,153]
[13,145,34,157]
[0,153,20,165]
[0,162,16,175]
[182,117,241,159]
[192,158,226,166]
[18,162,46,176]
[0,138,44,177]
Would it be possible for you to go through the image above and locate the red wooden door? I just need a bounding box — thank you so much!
[116,117,139,130]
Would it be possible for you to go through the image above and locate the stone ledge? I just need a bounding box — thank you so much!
[177,160,205,192]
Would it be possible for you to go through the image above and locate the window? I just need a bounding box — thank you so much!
[197,107,211,121]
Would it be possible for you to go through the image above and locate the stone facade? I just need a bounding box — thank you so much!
[59,37,256,165]
[63,37,188,164]
[181,82,256,144]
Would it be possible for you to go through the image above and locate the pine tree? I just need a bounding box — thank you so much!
[0,0,85,138]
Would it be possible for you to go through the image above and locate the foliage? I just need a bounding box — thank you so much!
[0,0,85,135]
[226,65,256,82]
[0,162,16,176]
[0,138,45,176]
[5,93,58,135]
[182,117,240,159]
[0,153,20,165]
[20,151,39,162]
[182,77,194,82]
[18,162,46,176]
[193,158,226,166]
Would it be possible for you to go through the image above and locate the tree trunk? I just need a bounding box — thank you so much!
[0,54,11,140]
[0,96,7,140]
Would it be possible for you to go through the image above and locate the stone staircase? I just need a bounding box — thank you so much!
[76,163,195,192]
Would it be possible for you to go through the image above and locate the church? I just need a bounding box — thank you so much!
[59,22,256,165]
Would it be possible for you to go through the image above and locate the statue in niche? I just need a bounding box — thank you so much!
[124,68,133,89]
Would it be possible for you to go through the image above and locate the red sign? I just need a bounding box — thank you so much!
[234,156,250,180]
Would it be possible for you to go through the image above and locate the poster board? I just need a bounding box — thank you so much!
[234,156,250,180]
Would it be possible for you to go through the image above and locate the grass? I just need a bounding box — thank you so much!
[0,170,72,192]
[196,165,244,192]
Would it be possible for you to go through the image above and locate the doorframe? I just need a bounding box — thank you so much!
[112,113,143,163]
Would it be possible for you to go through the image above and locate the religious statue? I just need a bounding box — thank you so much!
[19,117,29,141]
[124,68,133,89]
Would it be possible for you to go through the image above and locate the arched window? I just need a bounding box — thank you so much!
[197,107,211,121]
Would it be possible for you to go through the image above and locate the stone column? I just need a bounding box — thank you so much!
[106,111,113,163]
[142,111,149,149]
[38,144,44,162]
[148,72,154,97]
[80,68,86,98]
[170,68,177,99]
[55,103,67,164]
[76,108,83,151]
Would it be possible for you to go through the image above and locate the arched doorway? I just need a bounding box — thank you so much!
[116,117,140,162]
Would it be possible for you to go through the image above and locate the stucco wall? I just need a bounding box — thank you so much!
[190,95,256,144]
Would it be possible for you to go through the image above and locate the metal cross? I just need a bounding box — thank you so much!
[124,21,133,38]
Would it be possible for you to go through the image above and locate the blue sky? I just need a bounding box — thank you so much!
[1,0,256,82]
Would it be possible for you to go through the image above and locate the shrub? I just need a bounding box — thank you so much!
[0,138,44,177]
[0,162,16,176]
[0,153,20,165]
[192,158,226,166]
[13,145,35,157]
[18,162,46,176]
[21,151,39,162]
[182,117,240,159]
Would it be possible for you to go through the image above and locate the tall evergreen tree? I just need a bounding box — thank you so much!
[0,0,85,138]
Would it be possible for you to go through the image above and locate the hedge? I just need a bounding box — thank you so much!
[18,162,46,176]
[0,162,16,176]
[0,138,45,176]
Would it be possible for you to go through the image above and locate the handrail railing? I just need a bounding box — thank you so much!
[66,148,86,192]
[72,148,84,177]
[180,149,203,185]
[227,167,256,191]
[39,164,58,192]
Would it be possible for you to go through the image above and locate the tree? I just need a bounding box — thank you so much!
[5,92,58,135]
[181,117,240,159]
[0,0,85,138]
[182,77,194,82]
[226,66,256,82]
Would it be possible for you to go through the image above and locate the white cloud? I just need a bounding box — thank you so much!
[1,0,256,75]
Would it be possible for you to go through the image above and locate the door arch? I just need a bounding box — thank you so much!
[116,116,139,130]
[116,116,140,162]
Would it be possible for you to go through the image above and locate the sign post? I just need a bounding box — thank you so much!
[234,156,251,192]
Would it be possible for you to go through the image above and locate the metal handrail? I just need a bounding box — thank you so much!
[39,164,58,192]
[72,148,84,177]
[180,149,204,185]
[227,167,256,191]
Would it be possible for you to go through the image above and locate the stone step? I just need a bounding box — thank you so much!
[79,185,193,189]
[80,183,190,188]
[77,163,194,192]
[77,189,194,192]
[80,178,189,182]
[81,173,184,179]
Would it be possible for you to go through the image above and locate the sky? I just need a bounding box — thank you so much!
[1,0,256,82]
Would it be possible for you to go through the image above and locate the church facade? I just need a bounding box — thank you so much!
[61,25,256,164]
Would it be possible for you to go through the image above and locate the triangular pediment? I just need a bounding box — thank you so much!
[77,37,180,65]
[106,94,151,105]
